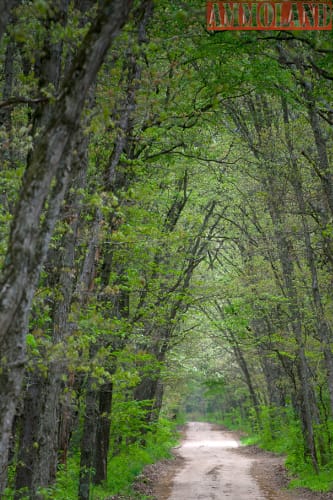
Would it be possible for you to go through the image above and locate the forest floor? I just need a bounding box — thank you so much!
[128,421,333,500]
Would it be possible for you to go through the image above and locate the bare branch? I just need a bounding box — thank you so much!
[0,96,48,110]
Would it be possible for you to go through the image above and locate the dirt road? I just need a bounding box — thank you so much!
[138,421,332,500]
[167,421,267,499]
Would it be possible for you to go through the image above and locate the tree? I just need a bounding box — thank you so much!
[1,3,333,496]
[0,0,134,492]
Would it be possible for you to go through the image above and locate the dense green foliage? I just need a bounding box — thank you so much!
[0,0,333,498]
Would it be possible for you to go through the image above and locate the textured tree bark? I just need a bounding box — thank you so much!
[58,369,76,466]
[0,1,134,492]
[30,166,87,495]
[14,378,42,498]
[14,4,69,493]
[78,374,99,500]
[0,38,14,155]
[132,359,164,440]
[75,209,106,498]
[15,374,62,499]
[0,0,20,41]
[94,382,114,485]
[0,38,15,220]
[14,114,92,498]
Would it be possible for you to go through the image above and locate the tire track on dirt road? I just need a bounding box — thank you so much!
[166,421,289,500]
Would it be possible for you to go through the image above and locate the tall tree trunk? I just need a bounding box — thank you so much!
[0,0,20,41]
[33,171,88,493]
[227,95,320,472]
[232,341,261,424]
[265,175,319,472]
[78,374,99,500]
[277,42,333,219]
[14,376,42,498]
[282,98,333,421]
[306,95,333,218]
[0,1,134,492]
[14,4,69,493]
[94,382,114,485]
[91,1,154,483]
[0,37,15,163]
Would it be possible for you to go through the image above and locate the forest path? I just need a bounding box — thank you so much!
[161,421,292,500]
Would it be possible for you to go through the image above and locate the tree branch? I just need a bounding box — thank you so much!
[0,96,48,109]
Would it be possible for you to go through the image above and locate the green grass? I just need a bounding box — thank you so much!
[288,462,333,493]
[3,419,179,499]
[240,434,260,446]
[53,418,179,499]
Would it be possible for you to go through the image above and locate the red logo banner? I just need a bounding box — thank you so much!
[207,1,333,30]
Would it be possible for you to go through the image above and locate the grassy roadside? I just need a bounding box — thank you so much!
[53,418,180,500]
